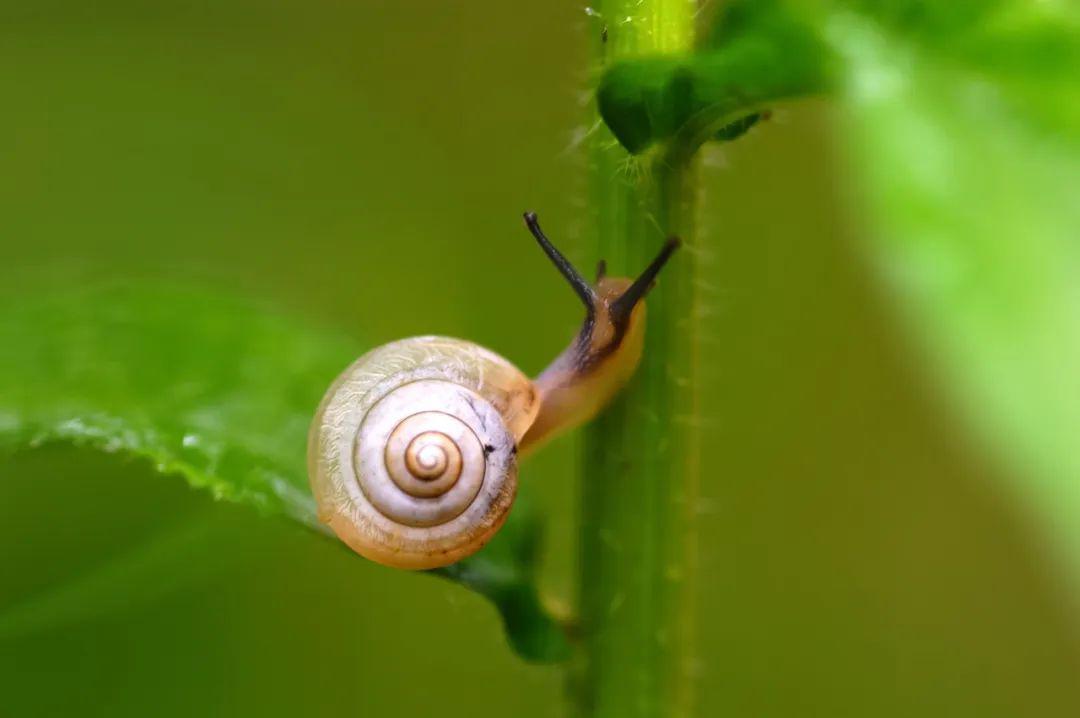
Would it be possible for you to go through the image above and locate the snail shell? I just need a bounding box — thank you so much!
[308,336,539,570]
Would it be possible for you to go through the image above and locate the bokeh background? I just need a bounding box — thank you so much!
[2,1,1078,716]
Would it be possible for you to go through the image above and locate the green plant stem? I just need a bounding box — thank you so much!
[574,2,701,716]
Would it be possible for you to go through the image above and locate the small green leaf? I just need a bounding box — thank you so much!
[0,284,568,662]
[596,1,832,155]
[434,492,571,662]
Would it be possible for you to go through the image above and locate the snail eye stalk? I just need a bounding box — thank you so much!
[609,237,681,325]
[523,212,598,315]
[523,210,680,326]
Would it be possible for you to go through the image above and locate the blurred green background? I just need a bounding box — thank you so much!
[2,1,1079,716]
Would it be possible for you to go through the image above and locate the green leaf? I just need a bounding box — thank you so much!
[433,492,570,662]
[824,2,1080,579]
[0,284,569,662]
[0,284,350,523]
[596,1,832,155]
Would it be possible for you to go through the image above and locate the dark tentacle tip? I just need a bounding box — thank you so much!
[523,211,680,333]
[522,211,597,314]
[610,236,681,325]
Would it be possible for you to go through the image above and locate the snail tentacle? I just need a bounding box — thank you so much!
[519,213,681,453]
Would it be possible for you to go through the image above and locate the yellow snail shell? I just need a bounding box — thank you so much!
[308,336,539,570]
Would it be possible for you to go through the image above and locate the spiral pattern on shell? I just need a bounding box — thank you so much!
[308,337,539,570]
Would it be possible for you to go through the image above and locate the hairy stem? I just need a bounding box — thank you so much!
[574,2,701,716]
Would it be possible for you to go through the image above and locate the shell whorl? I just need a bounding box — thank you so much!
[308,337,540,569]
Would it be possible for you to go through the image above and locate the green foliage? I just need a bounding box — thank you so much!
[0,284,348,520]
[0,285,567,662]
[597,0,1080,587]
[596,1,832,155]
[435,494,570,662]
[827,3,1080,579]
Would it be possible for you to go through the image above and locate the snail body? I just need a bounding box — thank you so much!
[308,213,678,569]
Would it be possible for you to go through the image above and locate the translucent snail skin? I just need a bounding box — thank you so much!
[308,213,679,570]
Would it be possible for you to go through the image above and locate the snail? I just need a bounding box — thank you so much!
[307,213,679,569]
